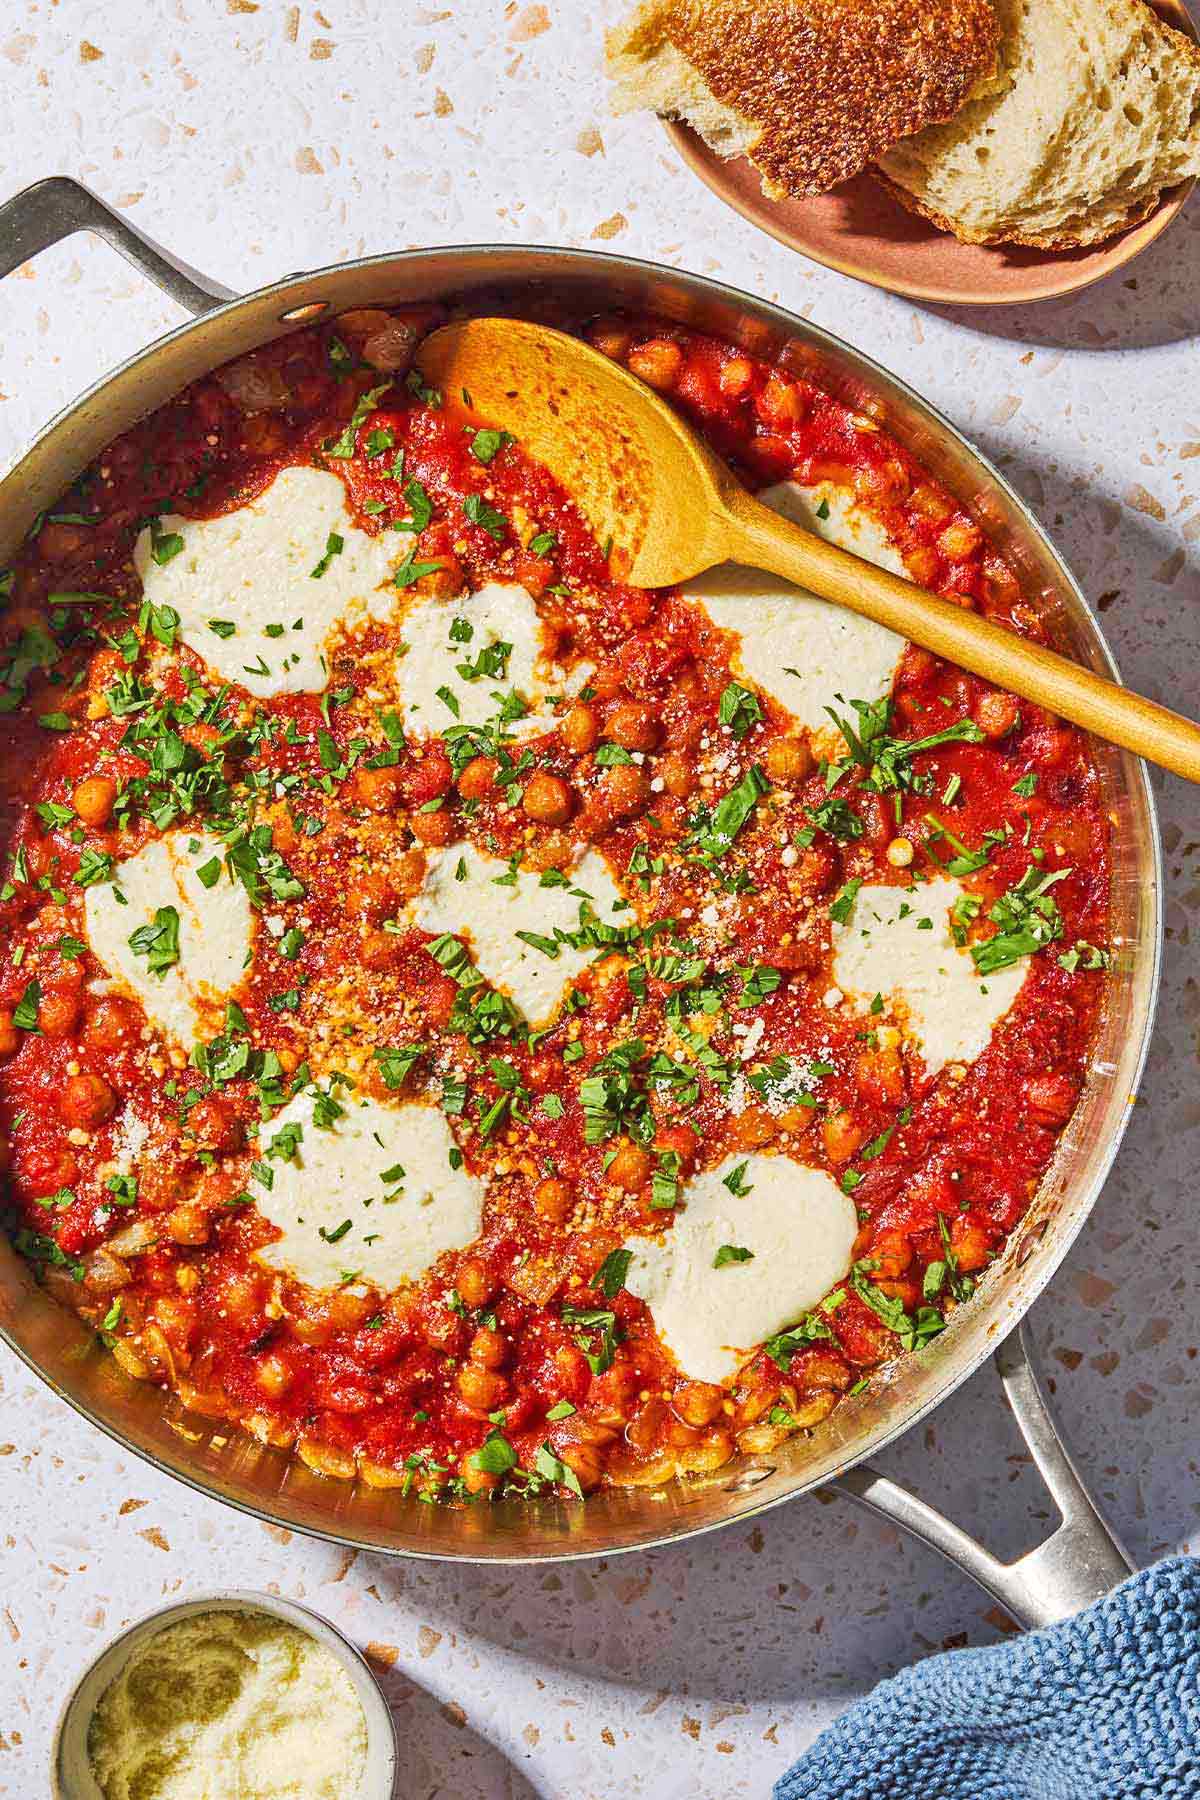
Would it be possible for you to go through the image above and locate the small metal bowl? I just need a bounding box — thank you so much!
[51,1590,398,1800]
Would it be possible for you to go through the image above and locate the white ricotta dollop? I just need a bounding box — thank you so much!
[625,1153,858,1384]
[134,465,398,698]
[83,832,253,1046]
[253,1090,484,1292]
[410,841,628,1025]
[396,579,562,738]
[831,876,1028,1076]
[687,479,907,735]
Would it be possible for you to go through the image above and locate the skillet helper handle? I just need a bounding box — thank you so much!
[721,483,1200,784]
[0,175,233,316]
[833,1322,1134,1630]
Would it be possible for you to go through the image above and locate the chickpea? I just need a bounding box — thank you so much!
[587,319,634,362]
[351,765,403,813]
[187,1097,243,1155]
[84,997,136,1052]
[597,763,649,820]
[38,987,81,1039]
[256,1353,294,1399]
[909,483,953,525]
[606,702,658,752]
[651,751,691,800]
[61,1072,115,1128]
[409,805,456,847]
[556,1437,604,1493]
[719,356,754,398]
[362,317,421,373]
[653,1123,698,1169]
[949,1214,992,1273]
[974,690,1020,740]
[938,519,982,561]
[152,1292,196,1343]
[37,519,90,560]
[111,1339,152,1382]
[134,1163,178,1213]
[607,1140,651,1192]
[874,1275,921,1311]
[627,339,683,391]
[325,1288,373,1332]
[535,1176,574,1222]
[764,737,813,784]
[469,1326,509,1369]
[626,1395,666,1453]
[856,1046,905,1107]
[297,1439,357,1480]
[757,374,808,428]
[336,306,391,338]
[522,771,574,826]
[1025,1071,1078,1127]
[220,1274,261,1326]
[461,1453,499,1496]
[241,413,287,456]
[424,1310,467,1356]
[676,1426,735,1473]
[360,929,399,973]
[167,1204,210,1246]
[72,774,117,827]
[886,836,914,868]
[905,545,940,588]
[729,1106,778,1151]
[560,703,599,754]
[457,755,497,800]
[456,1257,496,1309]
[822,1109,865,1164]
[589,664,625,702]
[871,1229,912,1280]
[524,829,573,873]
[673,1380,725,1428]
[456,1362,509,1413]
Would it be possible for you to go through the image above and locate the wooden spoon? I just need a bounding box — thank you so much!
[418,318,1200,783]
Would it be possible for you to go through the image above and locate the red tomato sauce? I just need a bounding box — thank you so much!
[0,307,1110,1500]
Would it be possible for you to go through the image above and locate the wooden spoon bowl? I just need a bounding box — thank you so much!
[418,318,1200,782]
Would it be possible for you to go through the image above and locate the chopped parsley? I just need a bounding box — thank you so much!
[470,428,513,465]
[310,531,345,579]
[462,494,509,542]
[972,864,1070,974]
[713,1243,753,1268]
[689,765,769,860]
[127,905,181,978]
[717,682,764,741]
[593,1247,633,1299]
[12,980,41,1032]
[323,381,393,459]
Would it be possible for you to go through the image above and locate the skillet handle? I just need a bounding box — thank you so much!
[833,1321,1134,1630]
[0,176,234,316]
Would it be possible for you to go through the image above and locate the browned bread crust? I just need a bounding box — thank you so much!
[871,166,1163,250]
[611,0,1001,197]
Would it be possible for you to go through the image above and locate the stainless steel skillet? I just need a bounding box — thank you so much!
[0,176,1161,1627]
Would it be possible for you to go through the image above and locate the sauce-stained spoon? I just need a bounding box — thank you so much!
[418,318,1200,783]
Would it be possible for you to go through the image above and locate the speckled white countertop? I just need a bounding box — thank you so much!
[1,5,1198,1796]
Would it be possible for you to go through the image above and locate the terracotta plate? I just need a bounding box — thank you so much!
[663,0,1197,307]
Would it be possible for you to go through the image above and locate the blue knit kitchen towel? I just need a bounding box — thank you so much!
[776,1555,1200,1800]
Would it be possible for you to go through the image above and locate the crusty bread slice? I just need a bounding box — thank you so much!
[877,0,1200,247]
[606,0,1002,197]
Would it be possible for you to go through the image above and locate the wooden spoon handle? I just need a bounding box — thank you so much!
[723,487,1200,783]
